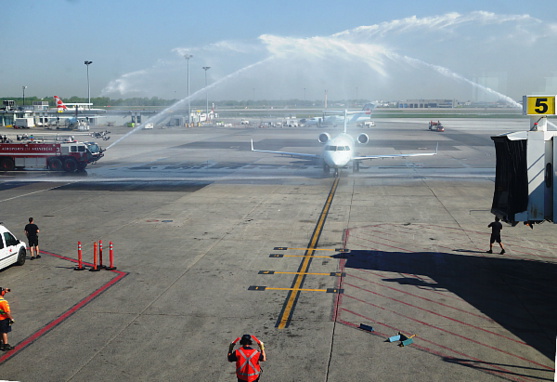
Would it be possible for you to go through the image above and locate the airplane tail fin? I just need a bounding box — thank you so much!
[362,103,377,114]
[349,102,377,123]
[54,96,68,111]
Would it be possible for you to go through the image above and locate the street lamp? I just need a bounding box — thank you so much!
[202,66,211,122]
[84,61,93,105]
[183,54,193,124]
[22,86,27,107]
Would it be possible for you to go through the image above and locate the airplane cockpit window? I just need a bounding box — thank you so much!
[325,146,350,151]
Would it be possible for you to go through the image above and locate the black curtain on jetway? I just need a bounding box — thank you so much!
[491,136,528,221]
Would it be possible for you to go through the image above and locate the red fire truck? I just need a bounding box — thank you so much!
[0,139,104,172]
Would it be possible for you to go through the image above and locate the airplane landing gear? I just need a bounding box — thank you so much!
[353,161,360,173]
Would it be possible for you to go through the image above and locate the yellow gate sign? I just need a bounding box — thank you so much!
[523,95,556,115]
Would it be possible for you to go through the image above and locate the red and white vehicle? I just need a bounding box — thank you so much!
[0,139,104,172]
[428,120,445,132]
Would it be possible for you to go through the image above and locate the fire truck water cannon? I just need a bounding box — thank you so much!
[0,137,105,172]
[491,95,557,226]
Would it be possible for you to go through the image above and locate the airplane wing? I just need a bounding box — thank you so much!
[250,139,321,160]
[353,143,438,161]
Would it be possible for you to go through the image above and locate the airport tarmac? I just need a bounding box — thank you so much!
[0,118,555,381]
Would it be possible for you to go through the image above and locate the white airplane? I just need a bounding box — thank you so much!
[251,111,437,176]
[53,96,93,112]
[43,96,106,130]
[302,103,376,127]
[52,96,106,115]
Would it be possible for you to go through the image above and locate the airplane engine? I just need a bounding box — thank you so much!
[357,133,370,144]
[318,133,331,143]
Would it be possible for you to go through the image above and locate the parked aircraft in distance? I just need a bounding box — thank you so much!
[47,96,105,130]
[53,96,106,114]
[54,96,93,112]
[251,111,437,176]
[301,103,376,127]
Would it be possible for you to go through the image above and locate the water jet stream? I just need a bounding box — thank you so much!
[106,57,272,150]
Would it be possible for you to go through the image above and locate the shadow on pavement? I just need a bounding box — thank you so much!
[333,249,557,361]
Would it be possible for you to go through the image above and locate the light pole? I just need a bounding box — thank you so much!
[184,54,193,124]
[22,86,27,107]
[84,61,93,105]
[202,66,210,122]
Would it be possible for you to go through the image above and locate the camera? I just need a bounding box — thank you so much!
[0,288,10,293]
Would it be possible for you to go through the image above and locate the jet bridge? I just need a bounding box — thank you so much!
[491,95,557,224]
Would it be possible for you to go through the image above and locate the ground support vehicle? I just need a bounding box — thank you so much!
[429,121,445,132]
[0,224,26,270]
[13,118,35,129]
[0,139,104,172]
[360,121,376,128]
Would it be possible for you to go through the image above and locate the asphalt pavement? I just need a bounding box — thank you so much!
[0,118,554,381]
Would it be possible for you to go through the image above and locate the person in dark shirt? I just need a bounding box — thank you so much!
[487,216,505,254]
[24,217,40,260]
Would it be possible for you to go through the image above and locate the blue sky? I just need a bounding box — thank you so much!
[2,0,557,103]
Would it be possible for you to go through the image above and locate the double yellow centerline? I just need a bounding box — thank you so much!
[275,177,340,329]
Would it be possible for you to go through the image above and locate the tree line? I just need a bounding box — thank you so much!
[1,96,177,108]
[1,96,356,109]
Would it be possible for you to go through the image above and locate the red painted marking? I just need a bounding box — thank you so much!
[335,236,482,308]
[335,227,555,379]
[331,258,346,323]
[341,293,553,371]
[364,223,557,261]
[347,271,496,323]
[345,281,527,345]
[0,250,128,363]
[338,309,531,382]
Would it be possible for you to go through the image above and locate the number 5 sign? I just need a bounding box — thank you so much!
[523,95,556,115]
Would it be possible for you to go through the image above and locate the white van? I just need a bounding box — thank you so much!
[0,224,27,270]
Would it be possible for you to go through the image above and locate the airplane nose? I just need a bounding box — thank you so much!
[325,152,349,168]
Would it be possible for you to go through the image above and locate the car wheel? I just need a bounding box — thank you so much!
[16,248,26,266]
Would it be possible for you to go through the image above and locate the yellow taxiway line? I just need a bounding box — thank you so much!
[276,177,340,329]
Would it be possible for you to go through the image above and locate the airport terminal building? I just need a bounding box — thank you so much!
[397,99,456,108]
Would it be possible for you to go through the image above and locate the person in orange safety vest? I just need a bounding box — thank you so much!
[0,287,15,351]
[228,334,267,382]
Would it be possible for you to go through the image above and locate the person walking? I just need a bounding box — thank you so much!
[0,287,15,351]
[228,334,266,382]
[487,216,505,254]
[24,217,40,260]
